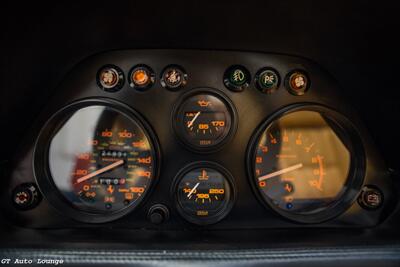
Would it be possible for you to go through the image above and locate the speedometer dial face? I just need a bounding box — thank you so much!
[250,107,362,222]
[36,100,159,221]
[173,89,236,152]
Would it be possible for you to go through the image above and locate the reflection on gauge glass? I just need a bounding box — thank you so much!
[174,90,236,151]
[44,103,157,216]
[174,163,235,225]
[251,107,363,222]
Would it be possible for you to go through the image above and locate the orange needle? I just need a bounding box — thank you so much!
[316,155,324,189]
[75,159,124,184]
[305,143,315,153]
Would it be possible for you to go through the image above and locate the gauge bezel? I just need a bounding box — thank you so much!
[33,98,161,223]
[160,64,188,91]
[128,64,156,91]
[171,161,236,226]
[246,104,366,224]
[172,88,238,153]
[96,64,125,92]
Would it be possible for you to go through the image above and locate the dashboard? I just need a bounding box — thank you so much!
[2,1,400,265]
[3,50,395,230]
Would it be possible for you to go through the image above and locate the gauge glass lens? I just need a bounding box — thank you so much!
[48,105,156,214]
[175,92,234,150]
[176,166,233,224]
[253,110,351,214]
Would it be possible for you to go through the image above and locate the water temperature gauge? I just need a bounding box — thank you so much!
[173,162,235,225]
[173,89,237,152]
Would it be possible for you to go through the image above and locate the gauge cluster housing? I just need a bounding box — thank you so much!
[2,50,395,229]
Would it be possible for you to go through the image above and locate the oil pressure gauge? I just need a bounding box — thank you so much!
[173,162,235,225]
[173,89,237,152]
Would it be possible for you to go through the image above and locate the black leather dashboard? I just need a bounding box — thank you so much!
[2,246,400,267]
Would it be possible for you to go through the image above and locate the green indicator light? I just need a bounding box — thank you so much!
[229,69,247,86]
[256,68,280,94]
[260,71,277,88]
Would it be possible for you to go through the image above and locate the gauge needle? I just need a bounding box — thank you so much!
[258,163,303,182]
[187,112,201,128]
[75,159,124,184]
[187,182,200,198]
[305,143,315,153]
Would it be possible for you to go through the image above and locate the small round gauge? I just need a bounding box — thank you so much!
[34,99,159,223]
[173,162,235,225]
[173,89,237,152]
[248,105,364,223]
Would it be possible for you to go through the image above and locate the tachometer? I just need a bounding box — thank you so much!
[248,105,364,223]
[34,99,159,223]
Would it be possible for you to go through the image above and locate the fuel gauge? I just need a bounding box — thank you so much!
[173,162,235,225]
[173,89,237,152]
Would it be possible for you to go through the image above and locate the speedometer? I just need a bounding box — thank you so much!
[34,99,159,223]
[248,105,365,223]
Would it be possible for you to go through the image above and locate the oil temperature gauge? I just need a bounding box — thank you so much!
[173,89,237,152]
[173,162,235,225]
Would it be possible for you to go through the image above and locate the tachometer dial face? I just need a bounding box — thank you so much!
[174,90,236,151]
[35,100,159,222]
[174,163,235,225]
[250,107,363,222]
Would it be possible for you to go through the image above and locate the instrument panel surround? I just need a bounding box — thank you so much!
[3,49,394,229]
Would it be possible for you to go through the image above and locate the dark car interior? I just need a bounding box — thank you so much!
[1,1,400,266]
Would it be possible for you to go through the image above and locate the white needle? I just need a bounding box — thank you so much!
[187,182,200,198]
[75,159,124,184]
[187,112,201,128]
[258,163,303,182]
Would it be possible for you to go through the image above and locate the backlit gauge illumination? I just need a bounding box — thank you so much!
[174,162,235,225]
[173,89,237,152]
[34,99,159,223]
[129,65,155,91]
[97,65,124,92]
[249,106,364,223]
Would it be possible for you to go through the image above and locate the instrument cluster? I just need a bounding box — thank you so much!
[4,50,394,229]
